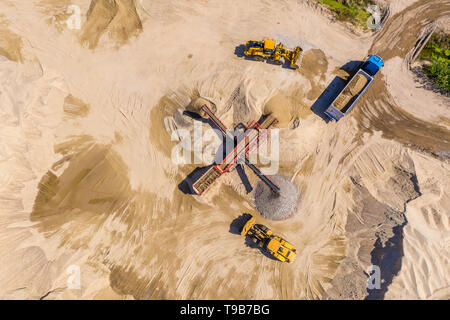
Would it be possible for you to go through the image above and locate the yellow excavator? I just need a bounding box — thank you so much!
[243,39,303,69]
[240,214,297,263]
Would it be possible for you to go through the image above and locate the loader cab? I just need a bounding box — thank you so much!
[263,39,276,54]
[248,41,263,48]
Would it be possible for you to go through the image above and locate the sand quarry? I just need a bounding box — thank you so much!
[0,0,449,299]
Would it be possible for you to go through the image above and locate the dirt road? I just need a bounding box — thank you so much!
[355,0,450,155]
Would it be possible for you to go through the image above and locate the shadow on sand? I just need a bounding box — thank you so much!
[182,110,208,123]
[229,213,253,235]
[234,44,258,63]
[236,165,253,194]
[178,165,213,195]
[234,44,246,58]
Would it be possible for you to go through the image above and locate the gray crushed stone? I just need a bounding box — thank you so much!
[254,175,301,220]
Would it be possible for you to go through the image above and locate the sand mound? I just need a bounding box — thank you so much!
[0,28,23,62]
[335,74,368,111]
[63,94,90,117]
[348,74,368,96]
[299,49,328,100]
[81,0,142,49]
[186,96,217,115]
[254,175,300,220]
[263,94,294,128]
[263,91,307,128]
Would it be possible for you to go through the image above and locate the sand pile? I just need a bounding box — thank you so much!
[254,175,300,220]
[63,94,90,117]
[263,94,294,128]
[81,0,142,49]
[186,95,217,115]
[335,73,368,111]
[0,28,23,62]
[348,74,368,96]
[299,49,328,100]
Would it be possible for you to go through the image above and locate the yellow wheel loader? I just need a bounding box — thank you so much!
[240,214,297,263]
[243,39,303,69]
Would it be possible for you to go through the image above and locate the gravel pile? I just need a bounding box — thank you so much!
[254,175,301,220]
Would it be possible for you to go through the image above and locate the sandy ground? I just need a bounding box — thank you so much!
[0,0,448,299]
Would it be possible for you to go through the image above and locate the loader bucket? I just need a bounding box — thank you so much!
[240,217,255,236]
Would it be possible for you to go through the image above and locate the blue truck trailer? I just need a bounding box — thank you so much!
[324,55,384,121]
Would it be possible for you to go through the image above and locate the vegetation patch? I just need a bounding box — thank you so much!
[317,0,375,29]
[418,31,450,92]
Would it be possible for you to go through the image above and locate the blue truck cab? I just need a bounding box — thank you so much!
[362,55,384,76]
[324,55,384,121]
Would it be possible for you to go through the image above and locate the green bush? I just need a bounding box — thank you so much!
[318,0,373,29]
[419,31,450,92]
[419,33,450,61]
[424,57,450,92]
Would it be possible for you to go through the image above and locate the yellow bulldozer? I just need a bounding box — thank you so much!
[240,214,297,263]
[243,39,303,69]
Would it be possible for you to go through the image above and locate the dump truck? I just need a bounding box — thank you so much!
[240,214,296,263]
[243,39,303,69]
[324,55,384,121]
